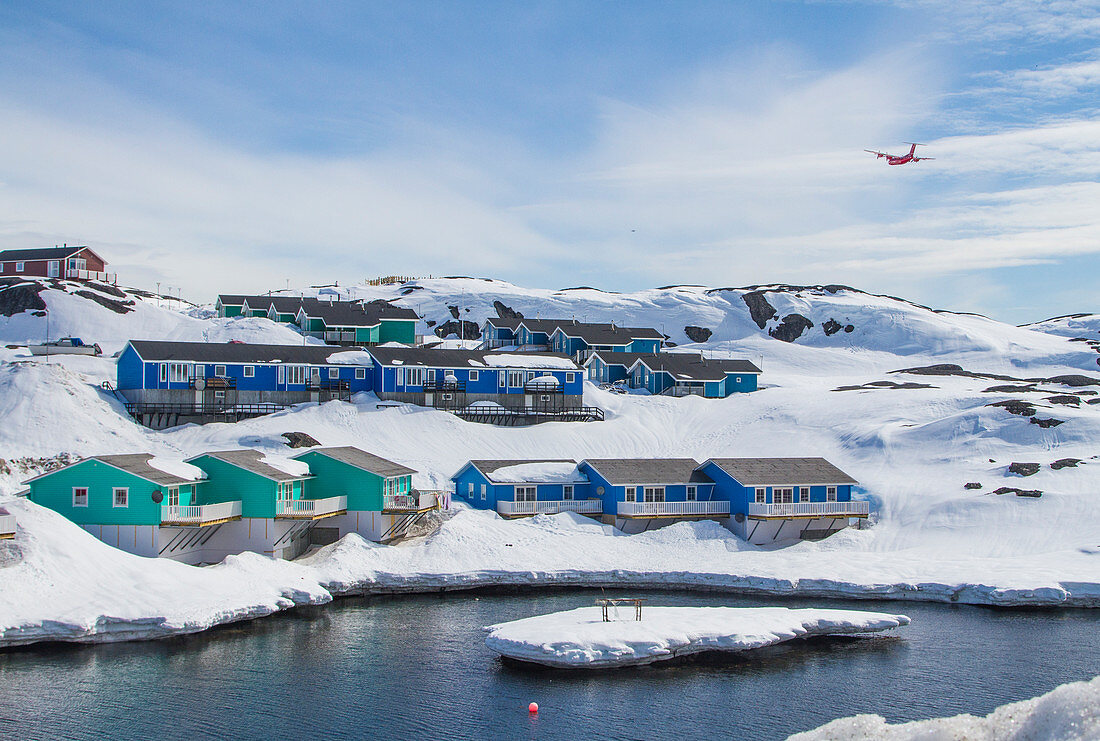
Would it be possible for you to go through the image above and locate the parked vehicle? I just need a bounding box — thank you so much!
[29,337,103,356]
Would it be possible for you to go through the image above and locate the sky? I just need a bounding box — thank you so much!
[1,1,1099,323]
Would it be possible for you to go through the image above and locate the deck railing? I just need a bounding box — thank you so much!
[323,330,358,343]
[161,500,243,526]
[275,495,347,518]
[617,500,730,517]
[747,501,870,518]
[65,268,114,282]
[497,499,603,516]
[383,491,440,512]
[0,512,16,538]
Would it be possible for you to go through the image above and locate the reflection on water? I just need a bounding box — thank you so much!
[1,589,1097,740]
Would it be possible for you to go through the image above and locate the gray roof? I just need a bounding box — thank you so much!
[128,340,365,365]
[468,459,577,477]
[293,446,415,477]
[93,454,202,486]
[362,301,419,321]
[553,322,664,344]
[585,351,659,368]
[0,246,89,261]
[245,295,315,314]
[703,458,858,486]
[298,301,380,328]
[216,294,249,306]
[515,319,563,335]
[194,450,310,481]
[581,458,708,485]
[632,353,761,381]
[485,317,524,330]
[368,346,580,370]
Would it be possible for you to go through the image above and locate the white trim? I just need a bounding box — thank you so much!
[112,487,129,508]
[72,486,88,507]
[243,365,255,377]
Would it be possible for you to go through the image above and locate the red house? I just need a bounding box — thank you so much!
[0,246,113,282]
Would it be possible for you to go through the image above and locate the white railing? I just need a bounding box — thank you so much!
[275,495,347,518]
[383,492,440,511]
[617,500,730,517]
[65,268,114,282]
[0,512,15,537]
[160,500,242,525]
[497,499,604,516]
[747,501,870,518]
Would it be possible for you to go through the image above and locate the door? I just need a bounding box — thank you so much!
[47,260,59,277]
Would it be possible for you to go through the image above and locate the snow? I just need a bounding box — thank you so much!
[790,675,1100,741]
[258,455,310,477]
[526,374,561,385]
[326,350,374,365]
[483,605,910,668]
[481,354,578,369]
[487,461,586,483]
[146,457,207,482]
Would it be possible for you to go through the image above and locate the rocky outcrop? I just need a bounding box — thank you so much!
[0,281,47,317]
[989,400,1038,416]
[1045,395,1081,406]
[1008,462,1040,477]
[964,482,982,490]
[684,326,712,343]
[447,305,460,320]
[992,487,1042,498]
[769,314,814,342]
[1029,417,1064,428]
[434,320,481,339]
[282,432,321,449]
[493,301,523,320]
[74,290,134,315]
[823,319,842,336]
[741,291,777,329]
[1050,458,1081,470]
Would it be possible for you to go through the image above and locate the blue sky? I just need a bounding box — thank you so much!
[1,1,1099,322]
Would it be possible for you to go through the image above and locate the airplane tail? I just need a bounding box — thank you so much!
[904,142,926,156]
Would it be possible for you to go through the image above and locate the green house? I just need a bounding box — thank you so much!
[216,294,246,318]
[291,446,417,512]
[24,454,207,527]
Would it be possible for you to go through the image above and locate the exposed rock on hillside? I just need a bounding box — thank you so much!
[493,301,522,320]
[0,281,47,317]
[741,291,777,329]
[769,314,814,342]
[434,320,481,339]
[1009,462,1040,476]
[684,326,712,343]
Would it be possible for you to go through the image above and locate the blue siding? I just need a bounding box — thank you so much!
[724,373,758,394]
[117,344,144,389]
[700,462,853,514]
[118,355,373,393]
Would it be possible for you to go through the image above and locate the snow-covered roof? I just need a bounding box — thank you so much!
[481,354,577,369]
[191,450,312,481]
[462,459,578,482]
[367,346,579,371]
[21,453,208,487]
[146,457,208,482]
[525,374,561,386]
[486,461,588,484]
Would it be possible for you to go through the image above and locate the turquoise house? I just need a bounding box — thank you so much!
[628,354,761,397]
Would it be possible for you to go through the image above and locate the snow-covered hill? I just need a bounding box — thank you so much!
[2,275,1100,645]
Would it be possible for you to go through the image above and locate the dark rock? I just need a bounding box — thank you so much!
[684,325,713,343]
[964,482,982,490]
[493,300,523,320]
[400,285,424,295]
[992,487,1042,498]
[843,325,854,333]
[989,400,1037,416]
[1050,458,1081,470]
[282,431,321,448]
[434,319,482,339]
[769,314,814,342]
[424,319,436,328]
[741,291,777,329]
[822,319,842,336]
[983,385,1039,393]
[447,305,460,320]
[87,282,127,298]
[1029,417,1065,428]
[73,290,134,314]
[832,381,936,391]
[1089,399,1100,405]
[1045,395,1081,406]
[1008,462,1040,476]
[1045,374,1100,387]
[0,281,47,317]
[1076,390,1097,395]
[894,364,965,376]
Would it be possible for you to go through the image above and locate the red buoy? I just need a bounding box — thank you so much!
[528,702,539,714]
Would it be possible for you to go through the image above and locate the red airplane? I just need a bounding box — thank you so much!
[865,142,935,165]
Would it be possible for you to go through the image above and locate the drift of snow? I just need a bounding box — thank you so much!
[326,350,375,365]
[146,457,207,481]
[789,675,1100,741]
[484,605,910,668]
[258,455,310,477]
[487,462,587,483]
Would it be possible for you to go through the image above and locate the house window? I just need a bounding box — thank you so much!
[215,365,226,377]
[355,368,366,379]
[735,376,742,383]
[168,363,190,383]
[426,368,436,383]
[469,370,478,382]
[499,371,507,388]
[467,482,474,497]
[214,390,225,400]
[407,368,423,386]
[563,485,573,500]
[827,486,837,502]
[755,488,766,504]
[166,488,179,507]
[480,484,487,501]
[73,487,88,507]
[160,364,168,383]
[287,365,306,385]
[278,365,287,384]
[328,367,339,379]
[516,486,536,502]
[508,371,523,388]
[15,262,23,272]
[243,366,255,377]
[441,393,453,401]
[644,487,665,503]
[113,488,129,508]
[539,394,551,402]
[396,367,405,386]
[566,372,575,383]
[277,481,295,500]
[775,487,794,504]
[686,486,697,501]
[625,487,636,502]
[588,366,598,380]
[48,260,60,277]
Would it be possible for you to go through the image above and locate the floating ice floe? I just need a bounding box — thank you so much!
[484,605,910,668]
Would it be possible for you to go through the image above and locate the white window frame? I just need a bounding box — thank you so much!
[480,484,487,501]
[407,368,423,386]
[566,372,575,383]
[515,486,536,502]
[686,485,697,501]
[113,487,129,508]
[72,487,88,507]
[469,370,478,382]
[159,363,168,383]
[213,364,225,377]
[168,362,190,383]
[755,487,766,504]
[775,487,794,504]
[278,365,287,384]
[644,486,665,503]
[328,367,339,379]
[625,487,636,503]
[397,367,405,386]
[47,260,60,277]
[287,365,306,385]
[827,486,837,502]
[426,368,436,383]
[563,485,573,500]
[467,482,474,496]
[15,262,24,272]
[508,371,522,388]
[355,367,366,379]
[243,365,255,377]
[499,371,506,388]
[166,487,180,507]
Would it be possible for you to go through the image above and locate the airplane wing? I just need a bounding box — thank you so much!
[864,149,889,157]
[914,157,936,161]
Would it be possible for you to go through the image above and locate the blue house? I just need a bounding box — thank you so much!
[577,458,728,533]
[117,340,374,427]
[584,351,656,385]
[451,459,602,518]
[549,322,664,361]
[696,458,865,544]
[481,317,524,349]
[628,354,761,397]
[367,346,585,411]
[514,319,562,350]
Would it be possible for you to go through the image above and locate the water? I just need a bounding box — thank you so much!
[1,589,1098,740]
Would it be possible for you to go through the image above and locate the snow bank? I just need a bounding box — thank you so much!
[481,354,578,369]
[487,462,586,483]
[790,675,1100,740]
[326,350,375,365]
[258,455,310,477]
[146,457,207,481]
[484,605,910,668]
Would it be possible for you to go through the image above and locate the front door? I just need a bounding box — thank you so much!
[47,260,59,277]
